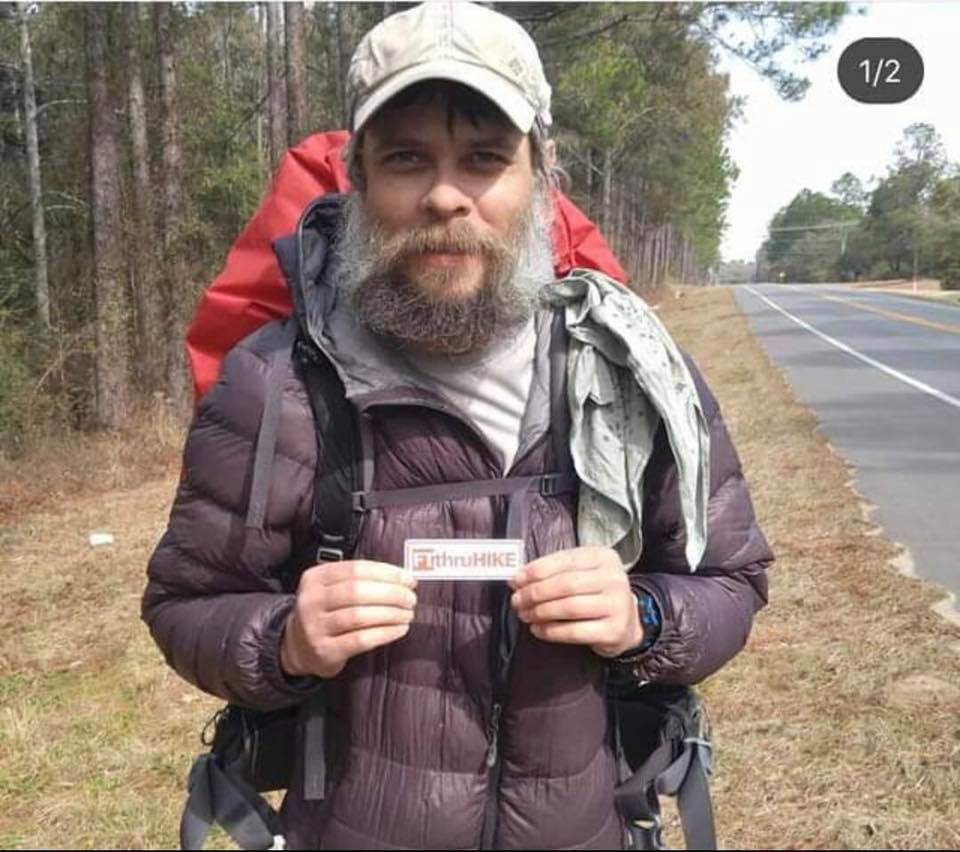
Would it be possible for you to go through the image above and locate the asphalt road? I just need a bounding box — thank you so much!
[734,284,960,599]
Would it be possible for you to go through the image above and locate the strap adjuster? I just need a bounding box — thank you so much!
[539,474,567,497]
[316,547,344,562]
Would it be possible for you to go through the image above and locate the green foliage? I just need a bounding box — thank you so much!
[894,122,947,172]
[831,172,867,210]
[763,190,861,281]
[701,2,849,100]
[762,122,960,286]
[925,176,960,290]
[0,303,34,447]
[520,2,849,277]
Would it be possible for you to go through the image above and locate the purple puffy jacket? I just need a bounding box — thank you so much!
[143,202,772,849]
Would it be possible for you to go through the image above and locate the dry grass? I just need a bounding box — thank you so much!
[0,478,228,849]
[0,397,185,526]
[1,288,959,848]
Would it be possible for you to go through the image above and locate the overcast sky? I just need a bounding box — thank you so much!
[717,0,960,262]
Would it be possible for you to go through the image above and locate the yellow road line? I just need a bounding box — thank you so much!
[819,292,960,336]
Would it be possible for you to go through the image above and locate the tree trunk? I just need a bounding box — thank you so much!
[123,2,163,391]
[86,4,130,429]
[124,3,150,224]
[13,97,22,145]
[219,5,234,96]
[651,227,660,288]
[585,146,593,219]
[663,223,673,285]
[154,3,181,252]
[616,183,626,258]
[285,2,308,145]
[602,148,613,237]
[334,4,349,129]
[18,2,50,327]
[154,2,188,409]
[256,3,267,182]
[266,1,286,167]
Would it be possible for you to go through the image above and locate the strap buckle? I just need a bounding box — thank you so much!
[626,815,664,851]
[316,547,344,563]
[684,736,714,777]
[539,474,564,497]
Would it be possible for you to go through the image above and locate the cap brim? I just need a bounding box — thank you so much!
[352,59,537,134]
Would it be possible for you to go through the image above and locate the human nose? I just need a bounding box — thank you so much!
[420,171,472,221]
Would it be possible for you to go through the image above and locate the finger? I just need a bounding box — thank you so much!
[511,570,607,610]
[513,546,617,588]
[324,606,417,637]
[528,619,610,647]
[518,594,610,625]
[323,580,418,612]
[305,560,417,589]
[329,623,412,657]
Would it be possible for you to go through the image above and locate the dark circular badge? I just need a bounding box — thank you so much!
[838,38,923,104]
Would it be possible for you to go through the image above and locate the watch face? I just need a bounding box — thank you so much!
[638,592,661,627]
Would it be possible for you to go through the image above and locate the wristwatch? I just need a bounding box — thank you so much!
[635,591,662,651]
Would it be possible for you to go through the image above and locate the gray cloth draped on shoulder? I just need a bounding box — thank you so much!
[543,269,710,571]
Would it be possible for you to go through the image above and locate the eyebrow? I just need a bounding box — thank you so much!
[369,135,428,151]
[464,136,517,151]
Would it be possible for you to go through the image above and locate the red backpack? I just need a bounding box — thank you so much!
[185,130,626,403]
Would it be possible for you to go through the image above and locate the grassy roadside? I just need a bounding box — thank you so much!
[1,285,958,848]
[659,285,960,849]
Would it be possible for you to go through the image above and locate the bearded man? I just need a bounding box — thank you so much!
[143,3,772,849]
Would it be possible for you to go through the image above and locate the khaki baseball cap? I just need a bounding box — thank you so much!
[347,1,552,134]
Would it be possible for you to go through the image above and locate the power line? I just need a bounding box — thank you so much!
[767,221,859,232]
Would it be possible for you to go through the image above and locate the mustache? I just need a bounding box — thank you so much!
[373,221,511,270]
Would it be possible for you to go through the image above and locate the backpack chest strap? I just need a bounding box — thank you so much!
[353,472,577,541]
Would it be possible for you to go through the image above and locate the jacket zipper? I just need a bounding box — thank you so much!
[485,702,503,771]
[480,586,517,850]
[480,699,504,850]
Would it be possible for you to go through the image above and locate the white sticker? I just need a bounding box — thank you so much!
[404,539,525,581]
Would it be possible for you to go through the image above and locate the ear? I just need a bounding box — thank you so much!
[542,138,557,172]
[346,132,367,191]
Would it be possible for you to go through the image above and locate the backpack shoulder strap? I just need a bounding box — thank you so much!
[294,335,360,562]
[246,320,299,530]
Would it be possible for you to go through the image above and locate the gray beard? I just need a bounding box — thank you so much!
[332,185,555,355]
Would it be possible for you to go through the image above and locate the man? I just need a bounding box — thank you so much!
[143,3,772,849]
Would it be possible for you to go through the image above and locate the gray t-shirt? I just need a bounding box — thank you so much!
[403,319,536,471]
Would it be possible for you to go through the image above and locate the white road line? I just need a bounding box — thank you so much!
[743,285,960,412]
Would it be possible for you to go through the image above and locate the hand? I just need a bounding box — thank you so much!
[509,546,643,658]
[280,560,418,678]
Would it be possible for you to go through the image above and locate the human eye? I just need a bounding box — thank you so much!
[382,150,425,169]
[468,150,509,170]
